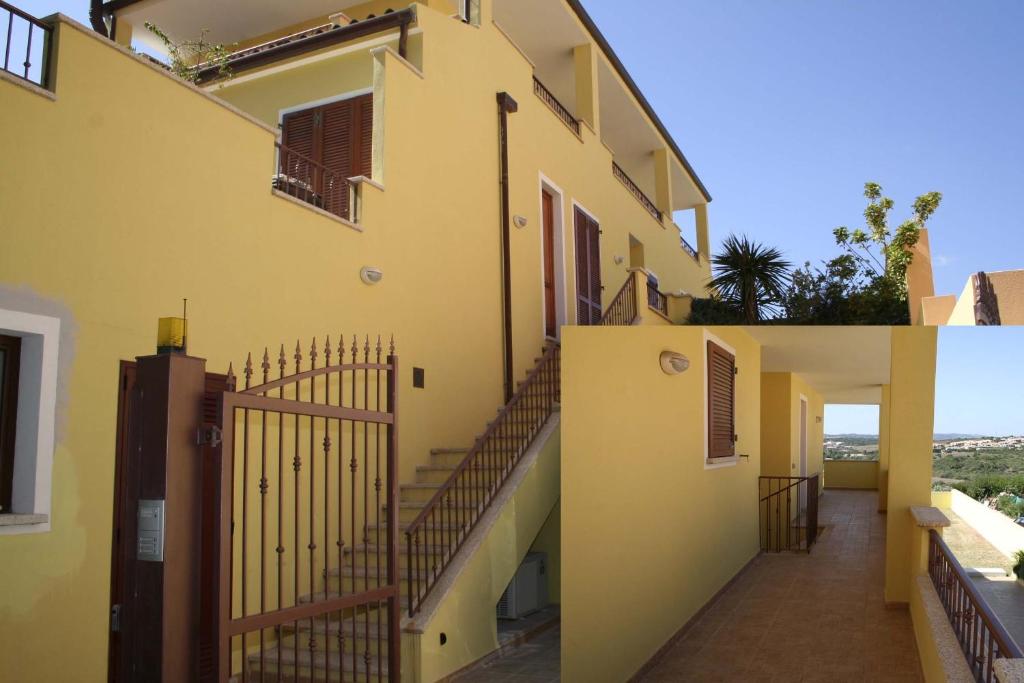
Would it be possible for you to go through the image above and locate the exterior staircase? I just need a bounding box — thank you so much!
[246,343,561,681]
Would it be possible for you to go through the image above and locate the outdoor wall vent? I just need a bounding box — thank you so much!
[660,351,690,376]
[360,266,383,285]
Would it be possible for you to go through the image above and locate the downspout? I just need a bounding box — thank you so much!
[496,92,518,403]
[89,0,108,36]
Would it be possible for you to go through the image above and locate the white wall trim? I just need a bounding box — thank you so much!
[277,87,374,122]
[539,173,568,339]
[0,308,61,535]
[703,329,738,471]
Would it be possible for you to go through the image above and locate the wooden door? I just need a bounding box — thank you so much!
[108,362,136,682]
[542,191,557,338]
[574,207,602,325]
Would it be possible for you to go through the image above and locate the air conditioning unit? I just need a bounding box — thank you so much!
[496,552,549,620]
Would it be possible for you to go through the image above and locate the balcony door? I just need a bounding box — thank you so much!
[574,206,602,325]
[280,93,373,217]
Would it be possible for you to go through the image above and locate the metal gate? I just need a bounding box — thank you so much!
[203,335,400,683]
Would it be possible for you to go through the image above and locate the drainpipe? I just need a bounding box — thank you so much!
[89,0,108,36]
[496,92,518,403]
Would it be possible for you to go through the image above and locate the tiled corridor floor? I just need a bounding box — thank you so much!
[641,490,924,682]
[451,623,560,682]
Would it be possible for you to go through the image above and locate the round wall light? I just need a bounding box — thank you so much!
[360,266,384,285]
[513,215,529,229]
[659,351,690,376]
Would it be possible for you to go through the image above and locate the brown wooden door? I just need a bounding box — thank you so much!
[542,191,557,337]
[574,207,602,325]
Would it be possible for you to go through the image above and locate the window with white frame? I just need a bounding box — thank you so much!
[0,308,60,533]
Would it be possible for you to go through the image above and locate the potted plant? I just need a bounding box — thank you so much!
[1014,550,1024,587]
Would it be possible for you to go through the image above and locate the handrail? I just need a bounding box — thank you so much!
[613,162,662,222]
[600,273,639,325]
[533,76,581,136]
[195,8,415,83]
[405,343,561,616]
[680,234,699,262]
[273,142,351,220]
[1,1,53,89]
[928,529,1023,682]
[758,475,819,553]
[647,282,668,317]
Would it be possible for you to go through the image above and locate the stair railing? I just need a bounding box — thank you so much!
[758,475,819,553]
[601,272,639,325]
[405,342,561,616]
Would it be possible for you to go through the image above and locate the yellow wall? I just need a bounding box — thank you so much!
[528,501,561,604]
[944,270,1024,326]
[760,372,824,485]
[823,460,879,490]
[561,326,761,683]
[0,5,712,680]
[884,327,938,605]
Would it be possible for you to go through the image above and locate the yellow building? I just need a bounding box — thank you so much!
[1,1,711,680]
[1,2,1019,682]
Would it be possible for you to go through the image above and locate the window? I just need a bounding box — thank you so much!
[280,94,373,218]
[0,334,21,513]
[0,308,60,533]
[707,339,736,460]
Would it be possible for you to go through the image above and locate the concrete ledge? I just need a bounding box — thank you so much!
[911,575,975,683]
[0,513,48,527]
[911,506,951,528]
[995,658,1024,683]
[0,69,56,101]
[270,190,362,232]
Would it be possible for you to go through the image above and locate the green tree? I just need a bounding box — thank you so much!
[706,235,791,324]
[145,23,234,84]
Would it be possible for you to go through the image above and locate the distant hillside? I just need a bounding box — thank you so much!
[826,433,879,438]
[934,433,985,441]
[828,433,987,441]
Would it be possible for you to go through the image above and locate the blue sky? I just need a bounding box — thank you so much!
[827,327,1024,436]
[26,0,1024,296]
[19,1,1024,435]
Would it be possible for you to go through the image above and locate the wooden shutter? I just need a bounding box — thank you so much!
[574,208,602,325]
[355,94,374,178]
[707,340,736,459]
[321,99,355,216]
[281,108,317,161]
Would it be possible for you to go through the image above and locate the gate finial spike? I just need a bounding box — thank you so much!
[363,335,370,362]
[324,335,332,367]
[244,352,253,389]
[294,340,302,373]
[261,348,270,383]
[337,334,345,362]
[310,337,318,369]
[389,335,395,356]
[278,345,287,377]
[226,362,236,390]
[375,335,382,362]
[351,335,358,363]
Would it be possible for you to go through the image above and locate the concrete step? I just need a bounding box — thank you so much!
[279,615,391,655]
[383,500,478,525]
[247,643,387,681]
[415,464,507,484]
[400,482,492,504]
[343,543,448,568]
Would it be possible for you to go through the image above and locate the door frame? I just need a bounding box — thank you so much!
[538,173,567,339]
[799,394,809,511]
[571,199,602,324]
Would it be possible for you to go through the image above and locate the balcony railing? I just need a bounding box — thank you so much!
[273,142,350,220]
[533,76,581,136]
[928,529,1023,682]
[680,234,699,262]
[1,1,52,89]
[612,162,662,222]
[601,272,639,325]
[647,282,668,317]
[759,475,819,553]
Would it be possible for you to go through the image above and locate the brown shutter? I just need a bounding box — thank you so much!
[574,208,602,325]
[707,340,736,459]
[321,99,355,216]
[355,94,374,178]
[281,108,317,160]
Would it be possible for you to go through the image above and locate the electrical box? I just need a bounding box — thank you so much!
[137,499,165,562]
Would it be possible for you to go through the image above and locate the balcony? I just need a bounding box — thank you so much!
[0,1,53,91]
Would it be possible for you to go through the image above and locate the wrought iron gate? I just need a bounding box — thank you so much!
[203,335,400,683]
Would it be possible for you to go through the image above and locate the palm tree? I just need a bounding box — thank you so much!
[708,235,792,323]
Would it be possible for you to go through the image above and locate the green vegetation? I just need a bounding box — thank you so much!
[691,182,942,325]
[824,434,879,461]
[145,23,234,84]
[933,448,1024,480]
[1014,551,1024,581]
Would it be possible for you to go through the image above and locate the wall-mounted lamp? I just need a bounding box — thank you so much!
[816,416,823,424]
[659,351,690,375]
[513,215,529,229]
[360,266,384,285]
[613,255,625,265]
